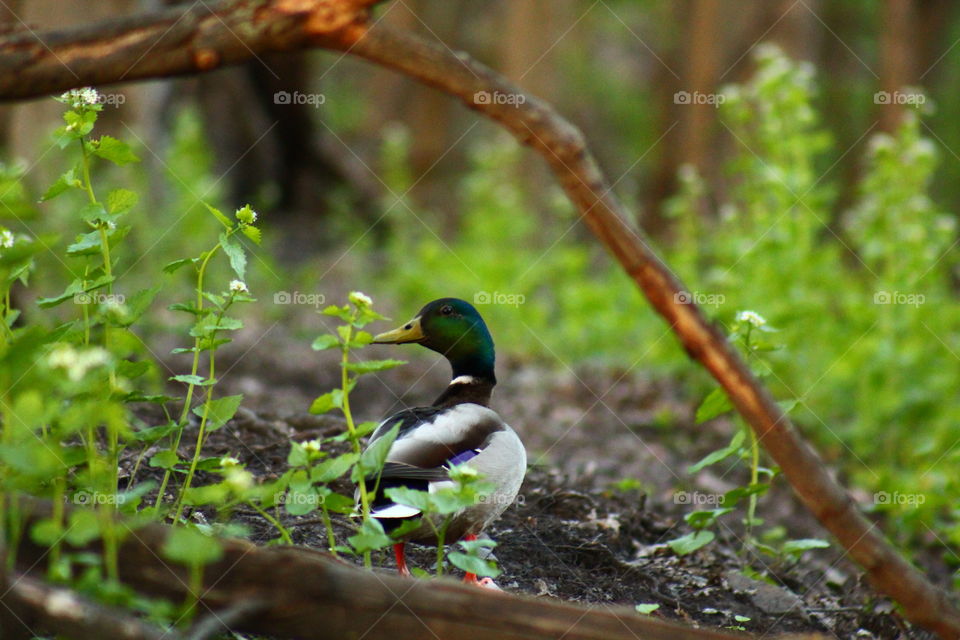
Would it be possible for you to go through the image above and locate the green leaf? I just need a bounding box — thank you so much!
[311,334,340,351]
[65,510,102,547]
[287,442,309,467]
[285,486,320,516]
[131,421,180,443]
[684,508,733,529]
[635,604,660,615]
[66,225,130,257]
[354,422,400,481]
[721,483,769,507]
[311,452,359,483]
[346,359,407,375]
[219,231,246,280]
[149,450,180,470]
[348,518,393,554]
[169,374,215,386]
[349,331,374,347]
[192,394,243,431]
[781,538,830,555]
[118,285,160,327]
[162,527,223,566]
[106,188,138,214]
[322,304,352,322]
[695,387,733,424]
[94,135,139,165]
[688,429,746,474]
[116,359,151,380]
[384,486,432,513]
[204,203,233,229]
[309,389,343,414]
[31,518,62,546]
[448,551,501,578]
[41,168,79,201]
[667,530,715,555]
[241,225,261,245]
[37,274,113,309]
[63,109,97,137]
[184,483,230,506]
[322,492,355,515]
[163,258,195,275]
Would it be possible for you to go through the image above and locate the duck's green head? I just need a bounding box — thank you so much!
[373,298,495,382]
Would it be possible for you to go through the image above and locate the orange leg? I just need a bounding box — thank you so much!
[460,534,498,589]
[394,542,411,577]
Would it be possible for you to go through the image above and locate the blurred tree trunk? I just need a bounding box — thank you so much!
[0,0,21,144]
[676,0,721,194]
[645,0,723,235]
[915,0,957,77]
[880,0,918,130]
[761,0,820,61]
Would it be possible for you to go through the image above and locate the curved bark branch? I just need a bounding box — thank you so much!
[0,0,376,99]
[0,565,182,640]
[6,510,756,640]
[336,23,960,639]
[0,2,957,638]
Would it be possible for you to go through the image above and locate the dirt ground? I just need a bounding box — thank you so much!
[127,325,950,640]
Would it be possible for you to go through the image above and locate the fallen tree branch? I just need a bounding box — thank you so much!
[0,0,376,99]
[7,509,761,640]
[0,564,181,640]
[333,22,960,640]
[0,1,957,638]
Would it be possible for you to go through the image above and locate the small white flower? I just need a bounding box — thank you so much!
[225,467,253,492]
[302,439,322,454]
[349,291,372,307]
[229,280,248,294]
[220,456,241,468]
[736,310,767,328]
[0,229,14,249]
[48,345,110,381]
[59,87,100,108]
[79,88,99,105]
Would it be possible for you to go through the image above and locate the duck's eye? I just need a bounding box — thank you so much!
[441,305,453,315]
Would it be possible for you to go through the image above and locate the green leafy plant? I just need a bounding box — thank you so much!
[386,464,500,579]
[307,292,405,566]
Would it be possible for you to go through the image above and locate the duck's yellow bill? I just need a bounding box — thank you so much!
[373,316,425,344]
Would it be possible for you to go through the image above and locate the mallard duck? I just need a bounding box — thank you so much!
[364,298,526,586]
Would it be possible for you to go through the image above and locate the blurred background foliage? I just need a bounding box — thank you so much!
[1,0,959,548]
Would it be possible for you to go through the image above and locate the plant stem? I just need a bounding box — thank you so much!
[172,340,217,524]
[339,324,372,568]
[49,476,65,579]
[320,503,338,557]
[249,502,293,545]
[153,245,220,515]
[434,520,448,577]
